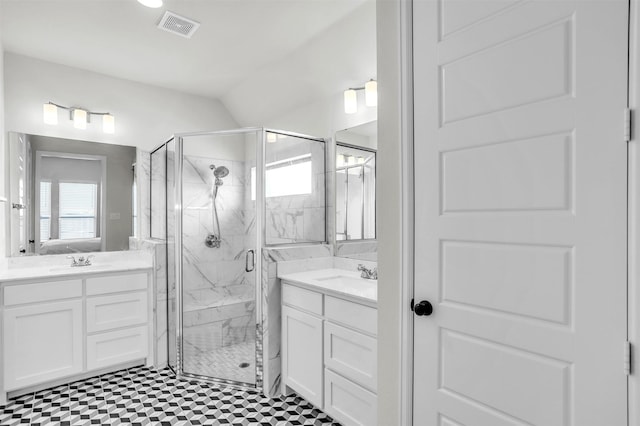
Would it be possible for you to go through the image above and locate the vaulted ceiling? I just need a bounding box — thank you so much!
[0,0,376,125]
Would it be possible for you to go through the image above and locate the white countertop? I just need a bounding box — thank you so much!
[278,268,377,307]
[0,261,153,282]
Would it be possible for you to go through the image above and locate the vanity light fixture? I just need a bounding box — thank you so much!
[43,103,58,125]
[343,79,377,114]
[364,80,378,107]
[73,109,87,130]
[43,102,116,134]
[344,89,358,114]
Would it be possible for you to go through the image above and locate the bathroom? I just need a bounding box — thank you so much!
[0,0,379,425]
[2,0,640,425]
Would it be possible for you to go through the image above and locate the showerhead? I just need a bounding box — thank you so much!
[213,166,229,179]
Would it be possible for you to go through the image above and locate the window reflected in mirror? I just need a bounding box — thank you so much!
[7,132,136,256]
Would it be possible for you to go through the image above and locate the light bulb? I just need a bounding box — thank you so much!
[365,80,377,107]
[73,109,87,130]
[344,89,357,114]
[43,103,58,125]
[103,114,115,134]
[137,0,163,8]
[267,133,277,143]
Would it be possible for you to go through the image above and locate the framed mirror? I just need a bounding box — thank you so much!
[7,132,136,256]
[334,121,377,261]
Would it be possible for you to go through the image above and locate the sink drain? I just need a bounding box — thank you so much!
[239,362,250,369]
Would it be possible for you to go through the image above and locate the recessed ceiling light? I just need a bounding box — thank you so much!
[137,0,163,8]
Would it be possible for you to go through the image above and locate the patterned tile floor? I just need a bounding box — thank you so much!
[0,366,340,425]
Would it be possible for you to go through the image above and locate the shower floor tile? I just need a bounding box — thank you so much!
[0,366,340,425]
[183,337,255,384]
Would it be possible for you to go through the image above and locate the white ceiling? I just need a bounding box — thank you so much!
[0,0,375,125]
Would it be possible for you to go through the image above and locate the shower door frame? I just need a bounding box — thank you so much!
[173,128,265,389]
[171,128,328,390]
[261,129,329,247]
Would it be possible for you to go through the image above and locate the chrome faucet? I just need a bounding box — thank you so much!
[358,264,378,280]
[67,255,94,267]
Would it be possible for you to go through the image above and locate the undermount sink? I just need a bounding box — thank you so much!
[49,264,112,273]
[316,275,375,287]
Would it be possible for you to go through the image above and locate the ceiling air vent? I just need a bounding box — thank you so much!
[157,11,200,39]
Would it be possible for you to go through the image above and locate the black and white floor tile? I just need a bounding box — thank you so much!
[0,366,340,425]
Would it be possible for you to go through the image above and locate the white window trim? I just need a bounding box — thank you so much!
[34,151,107,253]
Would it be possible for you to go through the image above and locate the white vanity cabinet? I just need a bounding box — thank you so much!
[281,281,377,426]
[3,280,84,391]
[0,269,153,402]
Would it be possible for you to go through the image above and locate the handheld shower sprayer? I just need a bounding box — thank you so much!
[205,164,229,249]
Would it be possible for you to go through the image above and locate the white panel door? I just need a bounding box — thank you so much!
[412,0,629,425]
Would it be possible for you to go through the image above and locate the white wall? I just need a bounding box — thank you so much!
[0,4,7,258]
[225,0,377,138]
[265,90,377,140]
[4,53,239,152]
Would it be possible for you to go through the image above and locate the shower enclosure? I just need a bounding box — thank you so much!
[151,128,326,390]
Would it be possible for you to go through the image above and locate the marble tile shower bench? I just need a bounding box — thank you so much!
[183,294,256,347]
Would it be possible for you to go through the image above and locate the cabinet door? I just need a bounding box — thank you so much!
[282,305,323,408]
[3,300,83,391]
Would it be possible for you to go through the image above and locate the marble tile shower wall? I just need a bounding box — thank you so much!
[150,148,166,240]
[181,154,255,348]
[129,237,168,366]
[265,140,326,244]
[136,150,152,240]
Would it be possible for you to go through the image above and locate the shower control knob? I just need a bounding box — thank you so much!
[412,300,433,316]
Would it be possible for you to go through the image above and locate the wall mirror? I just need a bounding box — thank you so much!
[7,132,136,256]
[334,121,377,261]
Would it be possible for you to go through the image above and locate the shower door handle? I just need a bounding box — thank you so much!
[245,249,255,272]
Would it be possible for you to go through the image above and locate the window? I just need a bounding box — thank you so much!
[251,154,313,200]
[58,182,98,239]
[39,181,52,242]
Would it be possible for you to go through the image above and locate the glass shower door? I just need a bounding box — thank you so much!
[175,130,260,387]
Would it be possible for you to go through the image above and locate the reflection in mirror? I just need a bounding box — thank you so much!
[7,132,136,256]
[334,120,377,262]
[335,144,376,240]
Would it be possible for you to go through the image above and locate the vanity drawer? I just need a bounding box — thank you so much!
[86,291,148,332]
[325,296,376,336]
[324,369,377,426]
[324,322,377,392]
[86,272,148,296]
[282,283,323,316]
[86,326,148,370]
[4,279,82,306]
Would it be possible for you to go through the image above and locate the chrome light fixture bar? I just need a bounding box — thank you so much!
[343,79,378,114]
[43,102,115,134]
